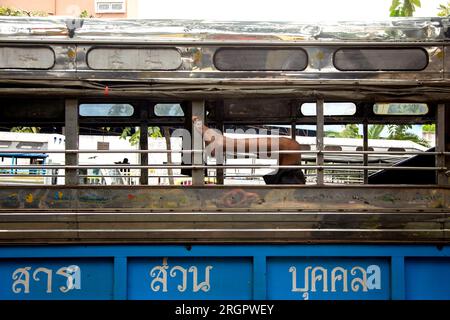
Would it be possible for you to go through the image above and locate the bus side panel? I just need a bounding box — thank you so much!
[405,258,450,300]
[0,245,449,300]
[267,257,390,300]
[0,258,114,300]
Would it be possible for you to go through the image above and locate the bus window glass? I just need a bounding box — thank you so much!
[154,104,184,117]
[87,48,182,70]
[214,48,307,71]
[79,104,134,117]
[225,99,291,118]
[334,48,428,71]
[0,46,55,69]
[373,103,428,115]
[301,102,356,116]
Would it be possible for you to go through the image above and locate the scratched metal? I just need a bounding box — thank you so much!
[0,186,447,212]
[0,17,446,42]
[0,17,448,86]
[0,210,447,243]
[0,185,448,244]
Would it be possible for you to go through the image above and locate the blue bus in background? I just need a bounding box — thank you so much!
[0,153,48,185]
[0,17,449,300]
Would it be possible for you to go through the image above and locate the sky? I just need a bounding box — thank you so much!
[138,0,445,20]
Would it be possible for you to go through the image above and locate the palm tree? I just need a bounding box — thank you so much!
[387,124,430,147]
[368,125,385,139]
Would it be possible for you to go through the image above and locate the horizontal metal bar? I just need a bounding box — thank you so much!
[0,229,447,233]
[0,165,446,170]
[0,149,448,155]
[0,175,57,177]
[0,174,368,179]
[0,148,450,155]
[0,149,201,154]
[0,174,185,178]
[0,211,446,216]
[0,39,446,45]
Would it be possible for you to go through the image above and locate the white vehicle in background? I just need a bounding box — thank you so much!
[0,130,428,185]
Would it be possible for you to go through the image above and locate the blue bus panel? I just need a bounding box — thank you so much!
[405,258,450,300]
[128,257,252,300]
[0,258,113,300]
[267,257,390,300]
[0,245,449,300]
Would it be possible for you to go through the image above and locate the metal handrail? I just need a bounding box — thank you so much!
[0,164,446,170]
[0,149,448,155]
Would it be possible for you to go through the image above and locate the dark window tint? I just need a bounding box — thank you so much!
[334,48,428,71]
[225,99,291,118]
[214,48,307,71]
[79,104,134,117]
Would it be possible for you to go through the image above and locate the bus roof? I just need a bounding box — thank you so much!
[0,16,448,43]
[0,153,48,158]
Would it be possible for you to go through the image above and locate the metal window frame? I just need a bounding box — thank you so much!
[95,0,126,14]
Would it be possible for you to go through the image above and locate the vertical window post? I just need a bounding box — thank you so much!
[316,99,324,185]
[65,99,79,185]
[363,120,369,184]
[192,100,205,186]
[215,102,225,185]
[436,103,448,185]
[139,106,149,185]
[446,104,450,185]
[290,122,296,140]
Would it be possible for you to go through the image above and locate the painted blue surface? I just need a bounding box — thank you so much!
[405,258,450,300]
[267,257,390,300]
[0,244,448,300]
[128,257,252,300]
[0,258,113,300]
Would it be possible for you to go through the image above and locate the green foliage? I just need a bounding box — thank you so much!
[438,2,450,16]
[120,127,162,146]
[0,6,89,17]
[326,123,429,147]
[324,131,338,138]
[0,6,47,16]
[10,127,41,133]
[368,124,385,139]
[422,123,436,133]
[326,125,361,138]
[390,0,421,17]
[79,10,91,18]
[339,124,361,138]
[387,124,430,147]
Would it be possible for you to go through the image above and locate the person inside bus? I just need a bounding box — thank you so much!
[115,158,130,174]
[192,116,306,184]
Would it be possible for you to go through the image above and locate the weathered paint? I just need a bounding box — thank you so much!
[0,186,448,212]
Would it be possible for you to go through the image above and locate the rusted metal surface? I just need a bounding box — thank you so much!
[0,186,448,244]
